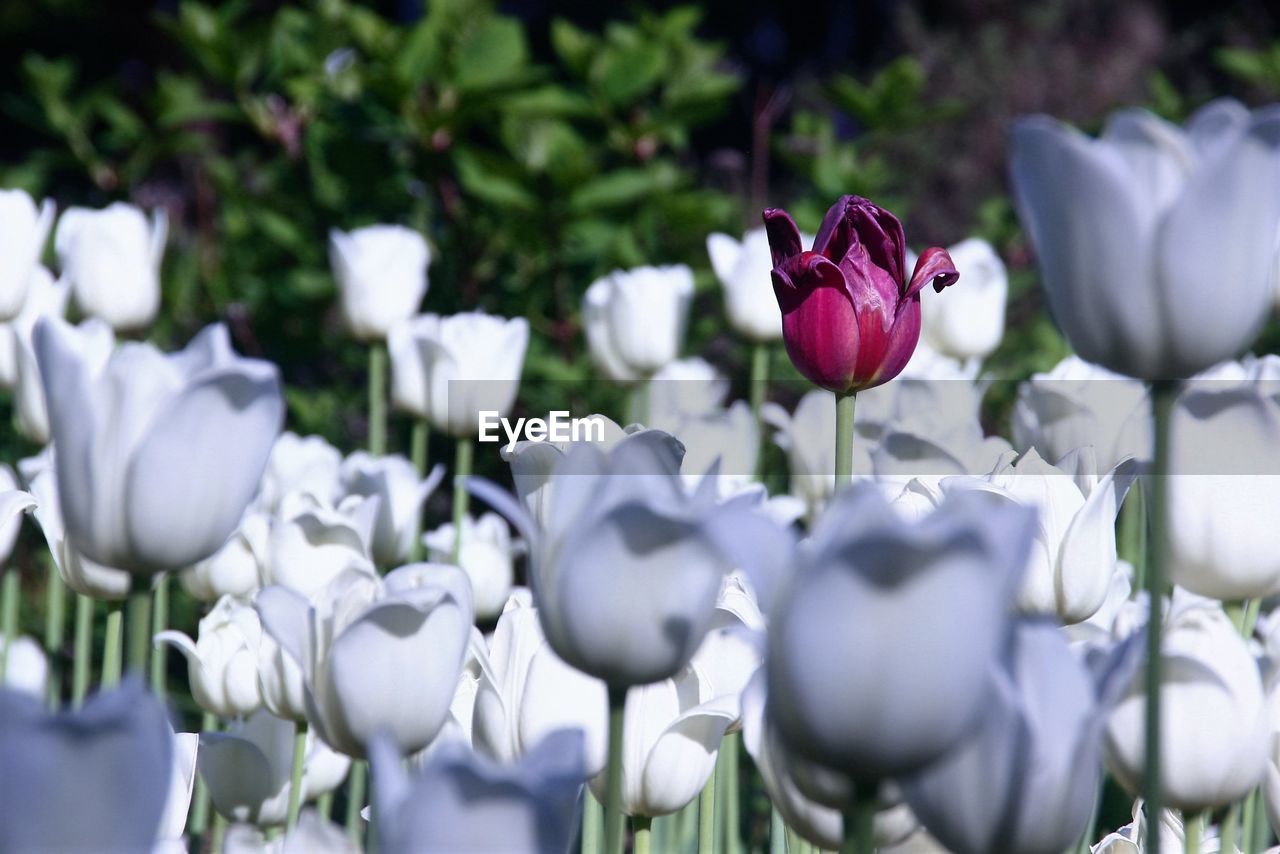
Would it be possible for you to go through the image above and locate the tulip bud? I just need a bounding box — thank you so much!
[55,202,166,331]
[256,432,343,514]
[707,228,787,342]
[329,225,429,342]
[764,196,958,395]
[340,451,443,568]
[0,266,69,390]
[157,595,264,718]
[915,237,1007,362]
[422,512,521,621]
[584,265,694,381]
[0,190,56,322]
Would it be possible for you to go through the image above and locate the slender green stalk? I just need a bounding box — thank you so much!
[101,602,124,687]
[44,558,66,704]
[1183,811,1202,854]
[1242,787,1258,854]
[150,575,169,696]
[1221,801,1241,854]
[627,381,651,427]
[720,733,742,854]
[634,815,652,854]
[317,791,334,821]
[1119,485,1147,596]
[604,690,627,854]
[125,581,152,677]
[452,438,473,564]
[346,760,368,842]
[840,800,876,854]
[1242,599,1262,639]
[699,769,716,854]
[287,721,308,830]
[582,789,603,854]
[1245,784,1267,854]
[834,392,856,489]
[750,343,770,480]
[410,419,429,563]
[1145,380,1178,854]
[72,594,93,707]
[210,814,227,854]
[369,344,387,456]
[189,711,218,837]
[0,568,18,684]
[770,807,786,854]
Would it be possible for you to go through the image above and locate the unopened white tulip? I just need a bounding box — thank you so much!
[340,451,443,567]
[707,227,783,341]
[264,492,378,598]
[500,414,630,528]
[36,320,284,574]
[1106,601,1268,811]
[916,238,1007,362]
[157,595,264,718]
[422,512,521,621]
[0,634,49,698]
[584,265,693,380]
[329,225,429,341]
[15,315,112,445]
[392,312,528,437]
[55,202,166,331]
[646,357,729,428]
[0,265,68,389]
[180,513,269,602]
[0,189,55,321]
[256,432,343,513]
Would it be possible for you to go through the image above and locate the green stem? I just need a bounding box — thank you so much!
[1221,801,1241,854]
[72,594,93,708]
[410,420,429,563]
[628,382,651,427]
[604,690,627,854]
[720,733,741,854]
[317,791,334,821]
[150,575,168,696]
[43,557,65,704]
[1183,811,1202,854]
[582,788,603,854]
[840,800,876,854]
[770,807,786,854]
[190,711,218,837]
[1119,484,1147,595]
[699,766,716,854]
[834,392,857,489]
[210,815,227,854]
[125,580,152,678]
[750,344,769,481]
[101,602,124,687]
[287,721,308,830]
[369,343,387,456]
[0,567,18,684]
[1144,380,1177,854]
[346,760,368,842]
[452,438,473,565]
[634,815,652,854]
[1244,785,1263,854]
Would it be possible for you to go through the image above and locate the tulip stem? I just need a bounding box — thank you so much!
[346,760,368,842]
[102,601,123,687]
[604,690,627,854]
[317,791,333,821]
[1183,811,1202,854]
[125,579,152,677]
[1242,785,1263,854]
[634,816,652,854]
[699,764,716,854]
[628,382,651,426]
[750,344,770,480]
[769,807,786,854]
[1145,379,1178,854]
[43,556,66,705]
[452,438,473,564]
[409,420,430,562]
[1119,486,1147,596]
[719,733,742,854]
[287,721,308,830]
[1221,801,1241,854]
[189,711,218,837]
[841,799,876,854]
[0,567,18,684]
[72,594,93,708]
[369,344,387,456]
[834,392,857,488]
[582,789,603,854]
[150,574,168,696]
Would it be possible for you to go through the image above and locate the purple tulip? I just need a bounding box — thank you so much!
[765,196,958,394]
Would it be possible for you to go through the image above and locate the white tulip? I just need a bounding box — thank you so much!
[1167,383,1280,600]
[940,447,1135,623]
[0,634,48,698]
[762,391,842,519]
[27,458,132,600]
[199,709,351,827]
[329,225,429,341]
[0,265,68,389]
[392,312,529,437]
[916,238,1007,362]
[222,810,357,854]
[646,357,729,429]
[35,319,284,574]
[256,622,308,723]
[0,471,32,567]
[15,315,112,445]
[0,189,55,321]
[157,730,199,850]
[340,451,443,568]
[256,432,343,513]
[500,414,630,528]
[264,492,378,598]
[1013,355,1153,470]
[1011,100,1280,379]
[180,512,269,602]
[256,564,475,757]
[157,595,264,718]
[471,590,609,771]
[707,227,783,341]
[1106,601,1268,812]
[55,202,166,331]
[422,512,521,621]
[584,265,693,380]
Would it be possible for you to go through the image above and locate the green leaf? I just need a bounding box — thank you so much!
[455,17,528,92]
[503,85,593,118]
[595,41,664,106]
[453,148,538,211]
[568,164,677,212]
[550,19,595,77]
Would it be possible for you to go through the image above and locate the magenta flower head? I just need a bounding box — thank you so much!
[765,195,959,394]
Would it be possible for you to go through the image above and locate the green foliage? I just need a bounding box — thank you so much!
[1218,42,1280,96]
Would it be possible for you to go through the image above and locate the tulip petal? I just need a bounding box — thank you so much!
[639,695,737,815]
[255,585,311,672]
[904,247,959,300]
[762,208,804,266]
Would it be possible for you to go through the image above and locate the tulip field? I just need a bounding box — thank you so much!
[4,2,1280,854]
